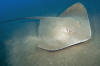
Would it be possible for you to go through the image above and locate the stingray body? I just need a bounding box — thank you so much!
[37,3,91,51]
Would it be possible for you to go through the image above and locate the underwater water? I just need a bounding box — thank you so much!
[0,0,100,66]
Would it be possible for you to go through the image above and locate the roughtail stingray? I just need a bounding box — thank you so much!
[38,3,91,51]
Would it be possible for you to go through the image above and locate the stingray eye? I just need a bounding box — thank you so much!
[63,27,68,32]
[66,28,71,33]
[64,26,73,33]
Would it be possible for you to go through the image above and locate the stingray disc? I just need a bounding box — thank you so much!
[38,3,91,51]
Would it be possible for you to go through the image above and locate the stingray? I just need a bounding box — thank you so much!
[38,3,91,51]
[1,3,91,51]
